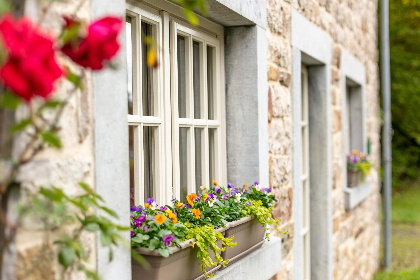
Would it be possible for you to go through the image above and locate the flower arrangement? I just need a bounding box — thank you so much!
[130,181,286,278]
[347,150,374,180]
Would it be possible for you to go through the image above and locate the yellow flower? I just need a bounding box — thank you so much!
[176,202,184,208]
[200,186,204,192]
[165,209,173,217]
[212,180,219,186]
[171,215,178,224]
[145,203,150,208]
[192,208,201,219]
[204,193,209,201]
[155,214,166,225]
[187,193,197,206]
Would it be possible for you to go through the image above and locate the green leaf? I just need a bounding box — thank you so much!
[184,9,199,26]
[0,0,11,14]
[66,67,82,89]
[60,23,82,45]
[0,91,21,109]
[148,239,159,251]
[131,234,150,244]
[158,248,170,258]
[108,248,114,261]
[131,249,150,269]
[78,182,91,192]
[42,131,61,148]
[100,206,118,219]
[40,187,65,202]
[37,100,63,113]
[10,118,31,134]
[58,247,75,269]
[100,233,112,246]
[158,229,172,237]
[85,223,100,232]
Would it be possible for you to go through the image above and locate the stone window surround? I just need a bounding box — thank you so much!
[291,9,333,280]
[91,0,279,279]
[340,49,371,211]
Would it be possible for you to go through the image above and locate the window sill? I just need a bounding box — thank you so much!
[344,178,372,211]
[212,236,282,280]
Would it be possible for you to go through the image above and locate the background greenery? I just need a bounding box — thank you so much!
[389,0,420,192]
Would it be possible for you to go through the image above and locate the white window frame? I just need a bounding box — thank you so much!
[126,1,226,206]
[300,65,311,280]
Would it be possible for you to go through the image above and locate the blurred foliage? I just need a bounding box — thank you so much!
[388,0,420,191]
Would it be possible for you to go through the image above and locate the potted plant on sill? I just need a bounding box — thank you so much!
[130,181,286,279]
[347,150,374,187]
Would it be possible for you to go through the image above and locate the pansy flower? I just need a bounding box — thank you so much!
[155,214,166,225]
[143,225,149,232]
[246,201,252,206]
[231,188,238,196]
[241,186,247,194]
[192,208,201,219]
[162,234,174,246]
[130,205,139,212]
[176,202,184,208]
[227,183,234,189]
[221,194,230,200]
[235,193,241,201]
[215,186,221,193]
[187,193,197,206]
[212,180,219,186]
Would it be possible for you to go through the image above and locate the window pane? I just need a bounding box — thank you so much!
[143,126,155,200]
[126,18,133,115]
[193,41,201,119]
[195,128,203,192]
[177,35,187,118]
[129,126,135,206]
[141,22,155,116]
[207,46,215,120]
[209,128,216,186]
[179,127,189,202]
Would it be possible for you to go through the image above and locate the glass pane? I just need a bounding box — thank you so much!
[129,126,135,206]
[179,127,189,202]
[126,18,133,115]
[193,41,201,119]
[195,128,203,192]
[207,46,215,120]
[209,128,216,186]
[177,35,187,118]
[143,126,155,200]
[141,22,154,116]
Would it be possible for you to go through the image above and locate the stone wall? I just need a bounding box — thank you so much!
[267,0,381,279]
[12,1,96,279]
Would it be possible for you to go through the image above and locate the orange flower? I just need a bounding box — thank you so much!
[145,203,150,208]
[212,180,219,186]
[171,215,178,224]
[155,214,166,225]
[192,242,196,248]
[244,183,248,190]
[165,209,172,217]
[192,208,201,219]
[187,193,197,206]
[176,202,184,208]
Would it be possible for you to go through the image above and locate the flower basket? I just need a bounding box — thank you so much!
[132,228,227,280]
[347,168,361,187]
[220,216,265,267]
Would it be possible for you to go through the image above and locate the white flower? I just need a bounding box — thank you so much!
[235,193,241,200]
[255,184,261,191]
[150,202,158,210]
[209,200,215,207]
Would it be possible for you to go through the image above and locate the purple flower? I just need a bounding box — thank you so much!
[227,183,234,189]
[163,234,174,246]
[246,201,252,206]
[142,211,146,216]
[254,181,259,186]
[130,215,133,219]
[143,225,149,232]
[205,193,217,202]
[231,189,238,196]
[171,197,177,203]
[130,205,139,212]
[221,194,230,200]
[185,204,192,208]
[267,188,272,193]
[160,206,168,211]
[215,186,221,193]
[146,198,154,204]
[241,186,246,194]
[131,231,134,237]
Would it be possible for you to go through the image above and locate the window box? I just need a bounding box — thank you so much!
[347,168,361,188]
[221,216,265,267]
[132,228,226,280]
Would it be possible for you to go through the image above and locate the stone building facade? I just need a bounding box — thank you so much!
[3,0,381,279]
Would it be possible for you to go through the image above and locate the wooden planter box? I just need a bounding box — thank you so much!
[347,168,361,187]
[221,216,265,267]
[132,228,226,280]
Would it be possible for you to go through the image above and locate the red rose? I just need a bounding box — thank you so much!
[61,16,122,70]
[0,15,63,102]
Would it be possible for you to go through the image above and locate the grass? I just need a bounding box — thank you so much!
[392,188,420,223]
[375,187,420,279]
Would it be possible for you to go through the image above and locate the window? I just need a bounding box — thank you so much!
[344,80,364,156]
[300,65,310,280]
[126,2,226,206]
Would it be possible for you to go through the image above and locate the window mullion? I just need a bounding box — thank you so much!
[187,35,195,195]
[137,124,144,204]
[134,14,142,116]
